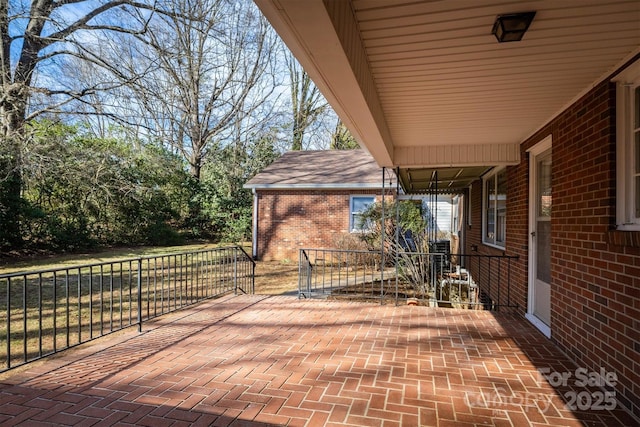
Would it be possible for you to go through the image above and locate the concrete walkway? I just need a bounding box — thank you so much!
[0,295,637,426]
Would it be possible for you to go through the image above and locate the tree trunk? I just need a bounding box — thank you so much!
[291,119,303,151]
[0,89,27,249]
[189,156,202,181]
[1,0,50,249]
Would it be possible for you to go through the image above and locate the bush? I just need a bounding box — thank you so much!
[332,233,370,251]
[357,200,432,290]
[145,222,185,246]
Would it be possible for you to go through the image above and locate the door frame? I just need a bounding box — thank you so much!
[526,135,552,338]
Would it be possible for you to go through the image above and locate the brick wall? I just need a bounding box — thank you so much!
[465,180,528,312]
[254,189,384,261]
[466,79,640,418]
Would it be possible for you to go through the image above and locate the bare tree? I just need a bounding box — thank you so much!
[0,0,163,247]
[285,52,328,151]
[115,0,278,181]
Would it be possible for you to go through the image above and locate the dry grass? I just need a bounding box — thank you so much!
[1,244,301,296]
[253,261,299,295]
[0,243,257,370]
[0,242,229,275]
[0,245,301,373]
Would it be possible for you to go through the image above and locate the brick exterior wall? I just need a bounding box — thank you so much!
[254,189,384,261]
[465,180,528,312]
[465,78,640,418]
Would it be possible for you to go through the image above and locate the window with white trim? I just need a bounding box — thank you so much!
[350,195,375,232]
[613,59,640,230]
[483,168,507,248]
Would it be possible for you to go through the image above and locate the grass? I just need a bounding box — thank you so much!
[0,242,246,275]
[0,243,255,371]
[0,242,300,295]
[253,261,299,295]
[0,242,301,372]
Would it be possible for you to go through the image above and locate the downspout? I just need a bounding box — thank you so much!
[252,188,258,259]
[395,167,400,306]
[381,167,385,304]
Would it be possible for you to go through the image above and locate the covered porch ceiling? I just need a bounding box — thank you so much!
[255,0,640,193]
[397,166,493,194]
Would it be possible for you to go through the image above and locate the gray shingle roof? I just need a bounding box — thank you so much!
[244,150,395,189]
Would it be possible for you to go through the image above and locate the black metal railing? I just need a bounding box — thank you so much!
[0,245,254,372]
[299,249,383,300]
[299,248,518,310]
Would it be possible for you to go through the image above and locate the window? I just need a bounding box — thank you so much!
[350,196,375,232]
[613,59,640,230]
[483,168,507,248]
[451,196,460,235]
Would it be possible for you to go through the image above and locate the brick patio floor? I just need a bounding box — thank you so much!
[0,295,638,426]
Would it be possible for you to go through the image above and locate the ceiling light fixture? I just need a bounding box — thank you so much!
[491,11,536,43]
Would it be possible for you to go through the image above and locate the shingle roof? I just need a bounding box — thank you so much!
[244,150,395,189]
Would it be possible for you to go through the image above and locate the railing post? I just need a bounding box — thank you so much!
[299,249,313,298]
[137,258,142,333]
[234,251,238,295]
[251,259,255,294]
[298,250,302,298]
[6,278,11,369]
[381,168,385,305]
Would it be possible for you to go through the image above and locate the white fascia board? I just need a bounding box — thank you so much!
[254,0,394,167]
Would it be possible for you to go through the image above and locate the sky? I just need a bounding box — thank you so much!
[6,0,340,150]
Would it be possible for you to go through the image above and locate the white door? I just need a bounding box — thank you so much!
[527,138,552,337]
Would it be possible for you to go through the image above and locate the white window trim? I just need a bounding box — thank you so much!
[349,195,375,233]
[482,167,507,249]
[613,59,640,231]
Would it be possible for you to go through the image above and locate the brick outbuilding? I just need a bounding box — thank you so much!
[244,150,396,261]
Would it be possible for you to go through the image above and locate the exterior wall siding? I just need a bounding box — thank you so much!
[466,79,640,418]
[254,189,383,261]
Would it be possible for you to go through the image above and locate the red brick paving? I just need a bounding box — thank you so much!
[0,295,638,426]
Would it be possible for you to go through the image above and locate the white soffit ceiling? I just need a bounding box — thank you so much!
[256,0,640,168]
